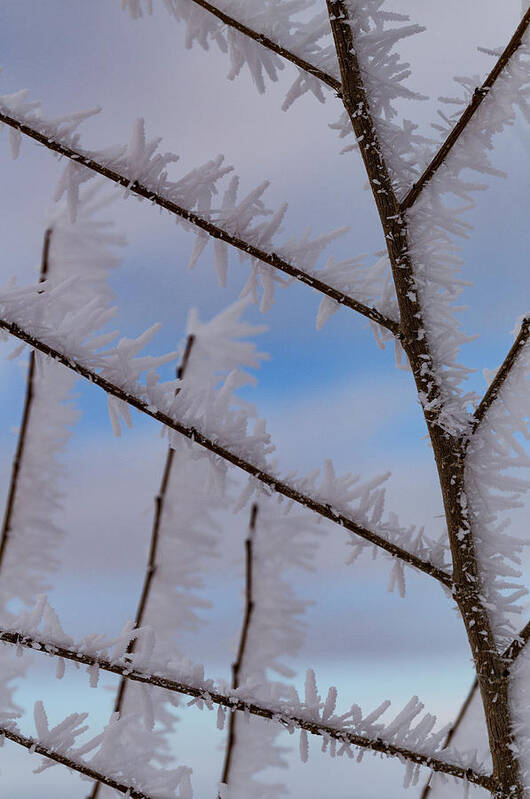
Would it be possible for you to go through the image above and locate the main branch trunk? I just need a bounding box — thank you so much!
[326,3,522,795]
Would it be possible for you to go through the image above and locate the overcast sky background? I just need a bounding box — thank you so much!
[0,1,528,797]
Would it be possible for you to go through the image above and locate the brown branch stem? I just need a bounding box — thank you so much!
[0,628,494,791]
[219,503,258,792]
[0,111,398,335]
[0,317,450,586]
[400,8,530,211]
[326,2,524,795]
[0,725,156,799]
[0,227,52,570]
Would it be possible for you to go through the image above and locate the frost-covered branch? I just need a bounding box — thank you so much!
[0,628,493,790]
[173,0,340,91]
[420,679,479,799]
[121,0,341,109]
[325,2,526,793]
[0,227,52,570]
[0,725,158,799]
[219,503,257,792]
[502,620,530,664]
[472,317,530,434]
[400,8,530,211]
[0,110,398,334]
[0,317,451,586]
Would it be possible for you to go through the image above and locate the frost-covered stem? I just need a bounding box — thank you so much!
[0,227,52,570]
[472,318,530,433]
[0,629,494,789]
[400,8,530,211]
[0,111,398,335]
[0,318,451,584]
[88,334,196,799]
[502,619,530,664]
[186,0,341,92]
[420,679,479,799]
[219,502,257,793]
[326,3,523,795]
[0,725,155,798]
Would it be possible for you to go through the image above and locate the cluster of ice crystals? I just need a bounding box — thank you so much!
[510,639,530,795]
[20,694,193,797]
[120,0,340,109]
[289,459,450,586]
[464,329,530,647]
[315,252,398,337]
[0,87,100,161]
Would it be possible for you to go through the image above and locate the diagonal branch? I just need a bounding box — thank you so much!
[88,334,196,799]
[400,8,530,211]
[219,502,258,792]
[0,725,156,799]
[0,318,451,587]
[185,0,341,93]
[422,614,530,799]
[0,227,52,569]
[0,111,398,335]
[422,608,530,797]
[420,679,479,799]
[471,317,530,434]
[0,628,494,791]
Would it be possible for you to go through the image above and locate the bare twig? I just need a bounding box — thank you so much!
[0,111,398,335]
[471,317,530,434]
[88,335,196,799]
[219,503,258,793]
[0,318,452,587]
[400,8,530,211]
[420,679,479,799]
[0,227,52,569]
[0,725,156,799]
[0,628,494,790]
[185,0,341,93]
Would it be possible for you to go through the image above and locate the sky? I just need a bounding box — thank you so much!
[0,1,528,797]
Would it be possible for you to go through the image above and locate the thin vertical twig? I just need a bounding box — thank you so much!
[0,228,52,570]
[88,334,195,799]
[218,502,258,795]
